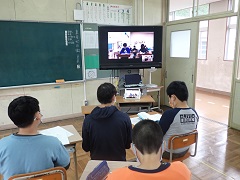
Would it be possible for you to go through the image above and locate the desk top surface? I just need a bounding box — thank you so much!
[146,85,164,92]
[61,125,82,144]
[129,111,160,118]
[116,95,155,103]
[80,160,139,180]
[81,105,98,115]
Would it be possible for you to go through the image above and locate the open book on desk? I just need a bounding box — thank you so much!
[130,112,162,125]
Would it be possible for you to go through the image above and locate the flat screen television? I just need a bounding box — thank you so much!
[98,25,162,70]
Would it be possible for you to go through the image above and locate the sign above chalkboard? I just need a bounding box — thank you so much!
[0,21,83,88]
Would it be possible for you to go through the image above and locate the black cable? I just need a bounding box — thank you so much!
[126,107,131,114]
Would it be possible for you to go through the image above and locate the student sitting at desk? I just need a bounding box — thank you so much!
[120,43,131,54]
[82,82,132,161]
[159,81,199,160]
[139,43,149,54]
[0,96,70,180]
[107,120,191,180]
[131,45,138,58]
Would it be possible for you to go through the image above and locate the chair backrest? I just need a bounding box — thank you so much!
[164,129,198,162]
[8,167,67,180]
[168,129,198,150]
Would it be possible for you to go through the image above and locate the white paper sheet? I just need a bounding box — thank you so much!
[39,126,73,145]
[149,114,162,121]
[137,112,162,121]
[84,31,98,49]
[130,117,141,125]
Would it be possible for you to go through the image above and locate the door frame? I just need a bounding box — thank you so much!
[163,0,239,129]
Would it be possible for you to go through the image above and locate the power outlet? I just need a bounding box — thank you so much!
[84,100,88,106]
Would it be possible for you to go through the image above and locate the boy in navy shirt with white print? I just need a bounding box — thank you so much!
[159,81,199,160]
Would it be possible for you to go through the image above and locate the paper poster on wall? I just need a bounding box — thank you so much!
[83,31,98,49]
[83,1,132,25]
[86,69,97,79]
[109,4,132,25]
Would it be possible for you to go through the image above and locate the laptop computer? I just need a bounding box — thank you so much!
[124,74,143,88]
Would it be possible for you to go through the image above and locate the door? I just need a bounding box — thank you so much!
[165,22,199,108]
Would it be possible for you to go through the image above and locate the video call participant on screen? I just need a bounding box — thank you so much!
[139,44,149,54]
[0,96,70,180]
[107,120,191,180]
[120,43,131,54]
[82,82,132,161]
[159,81,199,160]
[131,45,138,58]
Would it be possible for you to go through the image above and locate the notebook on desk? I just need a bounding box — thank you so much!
[130,112,162,125]
[124,74,143,88]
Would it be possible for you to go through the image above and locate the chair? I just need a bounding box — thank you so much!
[8,167,67,180]
[162,129,198,163]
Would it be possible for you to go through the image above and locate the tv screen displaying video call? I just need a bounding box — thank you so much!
[108,32,154,62]
[98,26,162,70]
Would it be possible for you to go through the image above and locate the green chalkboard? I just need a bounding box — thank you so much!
[0,21,82,87]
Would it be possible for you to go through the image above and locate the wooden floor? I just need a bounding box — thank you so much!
[195,90,230,125]
[0,90,240,179]
[1,115,240,180]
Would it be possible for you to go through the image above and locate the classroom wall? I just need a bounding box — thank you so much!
[0,0,163,130]
[196,0,233,94]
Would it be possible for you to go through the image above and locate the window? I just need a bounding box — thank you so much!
[170,30,191,58]
[169,0,193,21]
[194,4,209,16]
[169,12,174,21]
[169,0,234,22]
[198,32,207,59]
[170,3,209,21]
[234,0,239,12]
[174,8,192,21]
[228,0,239,12]
[224,16,237,61]
[198,21,208,60]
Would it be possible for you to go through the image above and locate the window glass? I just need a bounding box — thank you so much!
[225,29,236,60]
[224,16,237,61]
[198,21,208,60]
[170,30,191,58]
[229,16,237,26]
[169,12,173,21]
[199,20,208,28]
[175,8,192,20]
[194,4,209,16]
[198,31,208,59]
[228,0,239,12]
[234,0,239,12]
[169,0,193,21]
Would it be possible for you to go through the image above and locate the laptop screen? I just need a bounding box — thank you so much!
[125,74,141,85]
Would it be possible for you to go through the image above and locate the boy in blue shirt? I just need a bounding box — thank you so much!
[120,43,131,54]
[0,96,70,180]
